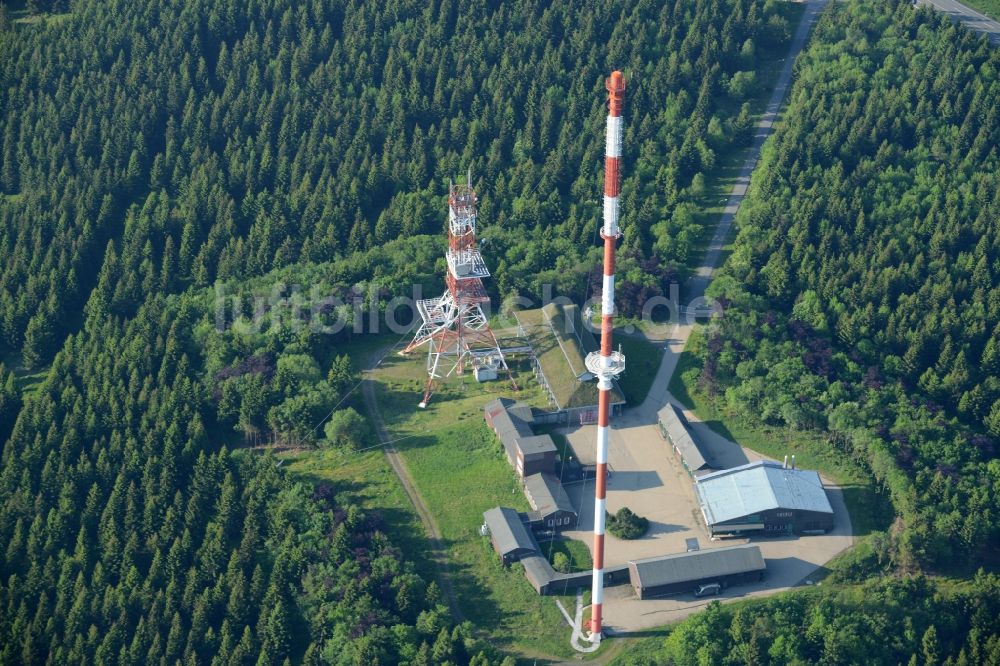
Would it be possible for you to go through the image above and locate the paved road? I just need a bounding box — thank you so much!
[918,0,1000,44]
[688,0,998,304]
[687,0,831,302]
[360,347,465,622]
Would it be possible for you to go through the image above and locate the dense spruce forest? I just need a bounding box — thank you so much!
[0,0,796,662]
[0,0,792,368]
[1,293,485,665]
[704,0,1000,570]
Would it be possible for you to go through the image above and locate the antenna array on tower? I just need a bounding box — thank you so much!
[402,174,515,407]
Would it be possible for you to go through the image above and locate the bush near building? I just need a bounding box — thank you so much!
[607,507,649,539]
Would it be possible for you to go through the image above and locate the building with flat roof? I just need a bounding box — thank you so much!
[513,434,558,477]
[523,473,577,529]
[628,545,766,599]
[483,507,537,565]
[484,398,558,477]
[657,403,714,475]
[514,303,625,423]
[695,460,834,537]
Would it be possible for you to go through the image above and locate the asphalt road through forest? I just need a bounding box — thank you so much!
[918,0,1000,44]
[687,0,831,302]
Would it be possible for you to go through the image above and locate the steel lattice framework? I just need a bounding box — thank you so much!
[403,176,514,407]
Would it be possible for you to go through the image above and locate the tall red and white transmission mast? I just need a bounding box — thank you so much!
[403,171,514,407]
[584,71,627,644]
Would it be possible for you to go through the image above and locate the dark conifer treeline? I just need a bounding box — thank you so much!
[0,0,791,367]
[704,0,1000,569]
[0,295,490,664]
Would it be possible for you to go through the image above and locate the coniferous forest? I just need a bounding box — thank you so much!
[705,0,1000,571]
[4,0,1000,663]
[0,0,790,367]
[0,0,795,662]
[615,3,1000,663]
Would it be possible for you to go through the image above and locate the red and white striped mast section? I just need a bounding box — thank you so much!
[584,70,627,644]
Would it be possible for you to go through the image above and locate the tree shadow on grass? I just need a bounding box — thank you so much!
[611,625,673,640]
[838,484,893,536]
[666,350,700,410]
[697,417,737,443]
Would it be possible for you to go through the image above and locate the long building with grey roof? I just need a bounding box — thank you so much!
[513,303,625,422]
[695,460,834,537]
[483,507,537,565]
[628,545,766,599]
[657,403,714,475]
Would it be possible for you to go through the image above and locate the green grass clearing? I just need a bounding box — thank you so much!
[960,0,1000,21]
[615,333,664,405]
[1,349,49,396]
[368,352,594,659]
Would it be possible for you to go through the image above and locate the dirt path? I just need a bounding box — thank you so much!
[360,346,465,622]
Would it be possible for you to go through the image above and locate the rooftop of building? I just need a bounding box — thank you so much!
[485,397,534,439]
[483,506,537,556]
[523,472,576,517]
[629,544,765,589]
[520,554,557,592]
[657,403,713,471]
[516,434,558,457]
[696,460,834,525]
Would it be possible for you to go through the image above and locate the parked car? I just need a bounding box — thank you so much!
[694,582,722,597]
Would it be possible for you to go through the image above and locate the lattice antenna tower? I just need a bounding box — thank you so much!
[402,170,515,407]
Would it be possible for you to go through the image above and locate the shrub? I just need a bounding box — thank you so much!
[324,407,374,450]
[553,552,570,573]
[607,507,649,539]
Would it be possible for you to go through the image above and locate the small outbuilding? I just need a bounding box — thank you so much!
[521,554,558,595]
[657,403,713,475]
[695,460,834,537]
[484,398,558,477]
[523,473,577,530]
[628,544,766,599]
[483,507,537,565]
[514,434,558,477]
